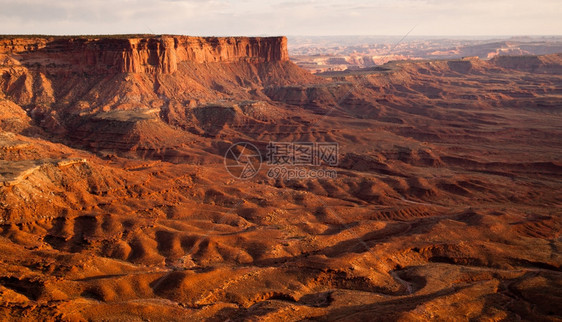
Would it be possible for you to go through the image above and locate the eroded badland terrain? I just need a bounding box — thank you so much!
[0,35,561,321]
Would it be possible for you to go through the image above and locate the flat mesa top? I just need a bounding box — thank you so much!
[0,34,287,40]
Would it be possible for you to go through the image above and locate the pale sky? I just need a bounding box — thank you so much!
[0,0,560,36]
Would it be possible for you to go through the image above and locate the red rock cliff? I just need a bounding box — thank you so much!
[0,35,289,74]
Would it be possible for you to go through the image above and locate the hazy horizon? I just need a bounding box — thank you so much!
[1,34,561,38]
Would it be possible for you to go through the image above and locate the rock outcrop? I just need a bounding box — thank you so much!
[0,35,289,74]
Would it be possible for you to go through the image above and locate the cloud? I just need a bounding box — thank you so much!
[0,0,560,36]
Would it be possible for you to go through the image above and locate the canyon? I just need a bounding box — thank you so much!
[289,35,562,73]
[0,34,561,321]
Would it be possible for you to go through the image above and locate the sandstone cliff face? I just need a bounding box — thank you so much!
[0,35,289,74]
